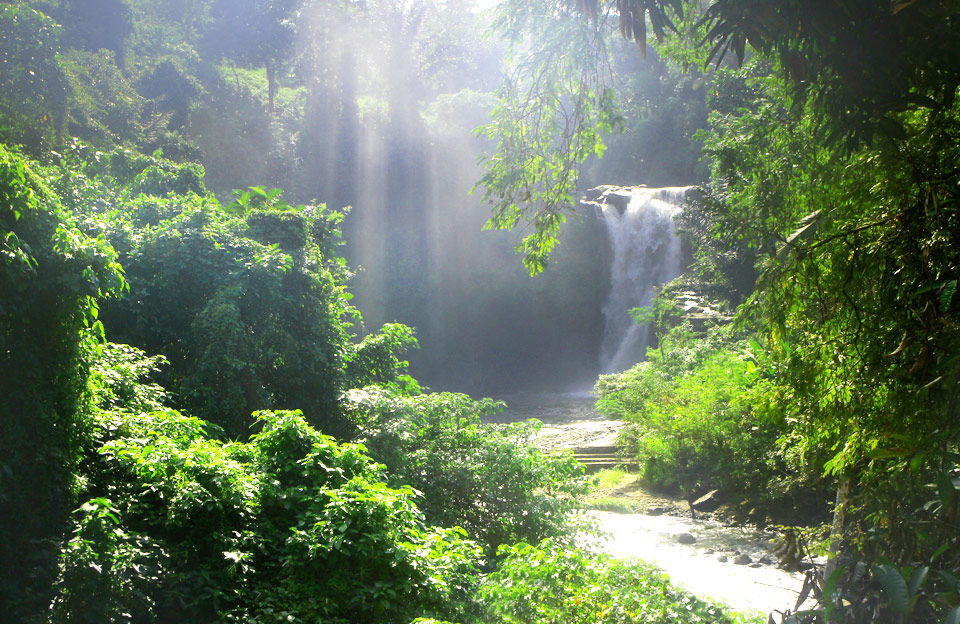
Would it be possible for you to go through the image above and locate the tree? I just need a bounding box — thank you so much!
[695,0,960,148]
[62,0,134,62]
[203,0,299,114]
[0,3,68,152]
[474,0,625,274]
[479,0,960,267]
[483,1,960,617]
[96,186,356,437]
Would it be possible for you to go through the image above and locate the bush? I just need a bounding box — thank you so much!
[597,334,761,491]
[344,322,421,394]
[595,324,828,521]
[480,539,761,624]
[85,189,355,437]
[53,402,483,624]
[346,389,590,556]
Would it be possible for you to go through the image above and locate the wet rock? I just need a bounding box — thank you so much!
[705,548,715,554]
[734,554,752,565]
[647,506,666,516]
[717,555,728,562]
[749,563,762,568]
[677,532,697,545]
[758,556,773,565]
[691,489,722,513]
[581,186,636,215]
[604,189,634,214]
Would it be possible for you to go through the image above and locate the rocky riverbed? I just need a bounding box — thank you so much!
[586,511,810,615]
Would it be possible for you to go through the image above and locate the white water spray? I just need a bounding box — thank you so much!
[599,187,689,374]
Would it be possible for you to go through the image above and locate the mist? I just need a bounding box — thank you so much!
[189,0,705,396]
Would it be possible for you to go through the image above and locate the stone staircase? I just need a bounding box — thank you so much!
[572,444,626,473]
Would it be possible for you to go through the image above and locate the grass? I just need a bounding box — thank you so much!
[595,467,634,489]
[580,468,645,514]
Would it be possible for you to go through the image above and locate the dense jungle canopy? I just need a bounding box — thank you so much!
[1,0,959,623]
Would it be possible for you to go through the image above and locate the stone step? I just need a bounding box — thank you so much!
[572,445,619,456]
[572,449,630,473]
[577,461,622,474]
[547,444,632,472]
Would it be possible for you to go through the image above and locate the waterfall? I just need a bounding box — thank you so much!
[598,186,689,374]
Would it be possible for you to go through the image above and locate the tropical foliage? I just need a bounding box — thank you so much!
[0,142,125,615]
[0,142,609,623]
[485,0,960,621]
[9,0,960,622]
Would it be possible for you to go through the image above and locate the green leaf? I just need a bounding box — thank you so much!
[874,564,910,613]
[938,472,958,509]
[941,280,957,312]
[940,571,960,593]
[866,448,906,459]
[907,566,928,599]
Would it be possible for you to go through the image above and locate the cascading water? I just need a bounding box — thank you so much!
[598,186,689,374]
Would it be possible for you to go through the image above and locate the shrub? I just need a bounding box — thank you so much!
[480,539,762,624]
[595,325,828,520]
[91,192,355,437]
[347,389,590,556]
[54,405,483,624]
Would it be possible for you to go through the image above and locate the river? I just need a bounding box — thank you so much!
[488,392,812,618]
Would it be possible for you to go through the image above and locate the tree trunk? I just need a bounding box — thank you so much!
[824,471,851,622]
[266,63,276,115]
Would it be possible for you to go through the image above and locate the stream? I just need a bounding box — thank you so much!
[488,392,811,618]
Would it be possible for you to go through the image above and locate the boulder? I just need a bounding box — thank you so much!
[604,189,633,215]
[581,185,634,215]
[734,554,752,565]
[691,489,723,513]
[677,532,697,545]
